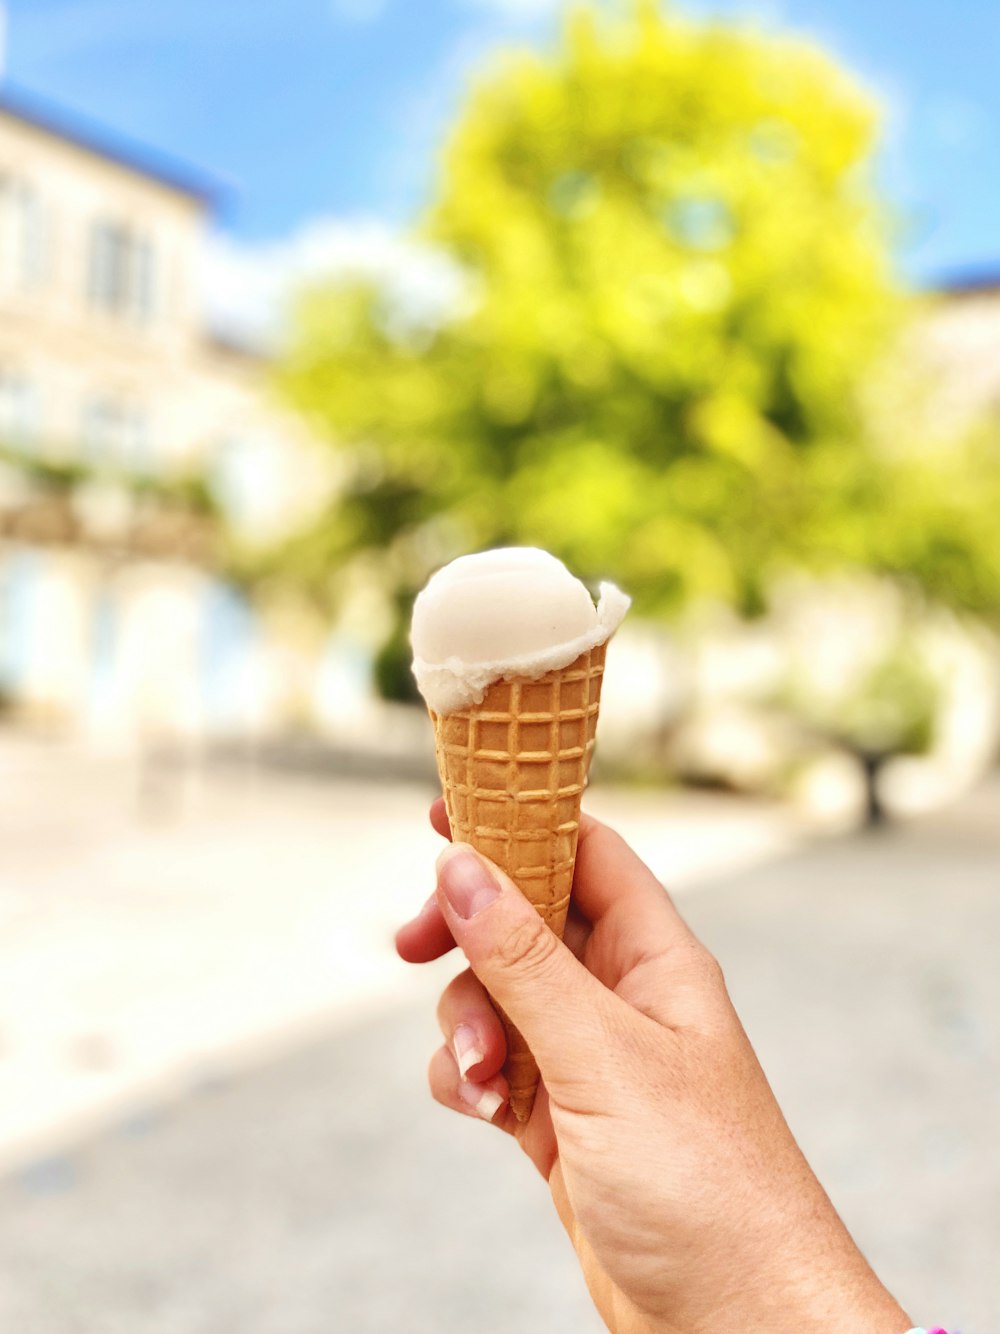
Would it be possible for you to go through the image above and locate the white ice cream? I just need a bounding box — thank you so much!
[411,547,630,715]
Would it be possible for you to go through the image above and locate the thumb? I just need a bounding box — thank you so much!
[434,842,618,1089]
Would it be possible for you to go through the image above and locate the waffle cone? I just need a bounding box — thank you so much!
[430,640,608,1121]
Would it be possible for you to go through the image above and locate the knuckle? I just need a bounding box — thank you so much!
[696,947,727,994]
[492,912,559,978]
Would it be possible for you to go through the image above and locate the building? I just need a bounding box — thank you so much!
[0,84,329,740]
[911,271,1000,440]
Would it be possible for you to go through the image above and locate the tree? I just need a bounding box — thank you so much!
[273,0,1000,689]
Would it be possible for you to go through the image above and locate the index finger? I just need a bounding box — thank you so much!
[433,800,680,942]
[572,814,693,947]
[430,797,451,841]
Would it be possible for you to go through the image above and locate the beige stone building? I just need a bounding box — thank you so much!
[909,275,1000,439]
[0,86,330,739]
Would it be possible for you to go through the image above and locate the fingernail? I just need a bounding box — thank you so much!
[437,845,501,920]
[452,1024,484,1079]
[458,1081,504,1123]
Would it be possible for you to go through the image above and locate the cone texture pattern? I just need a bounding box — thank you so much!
[430,641,607,1120]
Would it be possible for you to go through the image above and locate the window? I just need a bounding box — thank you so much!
[87,221,157,322]
[134,236,156,323]
[80,397,150,470]
[0,176,47,290]
[0,371,41,451]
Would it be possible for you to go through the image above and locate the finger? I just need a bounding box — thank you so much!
[575,815,724,1028]
[434,843,623,1100]
[562,902,590,960]
[436,968,506,1081]
[574,813,697,954]
[397,864,591,969]
[429,798,451,840]
[428,1045,512,1130]
[428,798,597,958]
[574,813,685,924]
[395,894,456,963]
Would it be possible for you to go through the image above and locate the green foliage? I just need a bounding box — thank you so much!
[849,648,938,755]
[276,1,998,645]
[0,444,89,491]
[373,607,424,705]
[785,633,939,756]
[795,431,1000,616]
[0,442,220,516]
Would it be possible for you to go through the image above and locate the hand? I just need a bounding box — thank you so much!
[396,800,911,1334]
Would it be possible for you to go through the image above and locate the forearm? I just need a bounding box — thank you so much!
[683,1206,910,1334]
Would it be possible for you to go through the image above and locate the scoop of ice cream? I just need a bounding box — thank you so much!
[411,547,630,715]
[411,548,598,664]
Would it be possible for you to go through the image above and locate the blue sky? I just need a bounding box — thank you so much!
[6,0,1000,289]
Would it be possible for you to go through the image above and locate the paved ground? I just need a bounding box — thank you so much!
[0,740,997,1333]
[0,732,807,1172]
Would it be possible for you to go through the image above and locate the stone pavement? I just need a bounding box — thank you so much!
[0,738,996,1332]
[0,731,807,1174]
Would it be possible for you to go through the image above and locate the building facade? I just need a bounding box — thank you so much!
[0,87,328,740]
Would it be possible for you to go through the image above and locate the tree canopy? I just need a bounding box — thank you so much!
[273,0,1000,650]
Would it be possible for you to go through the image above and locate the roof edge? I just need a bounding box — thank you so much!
[929,265,1000,299]
[0,81,233,209]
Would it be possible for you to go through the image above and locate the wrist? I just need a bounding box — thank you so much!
[696,1290,910,1334]
[700,1292,910,1334]
[686,1230,910,1334]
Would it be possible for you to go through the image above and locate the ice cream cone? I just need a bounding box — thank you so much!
[429,639,609,1121]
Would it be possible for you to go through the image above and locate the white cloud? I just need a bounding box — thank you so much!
[201,217,469,352]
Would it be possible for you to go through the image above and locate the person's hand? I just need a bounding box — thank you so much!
[396,800,911,1334]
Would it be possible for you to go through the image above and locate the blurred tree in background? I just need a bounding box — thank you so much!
[273,0,1000,695]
